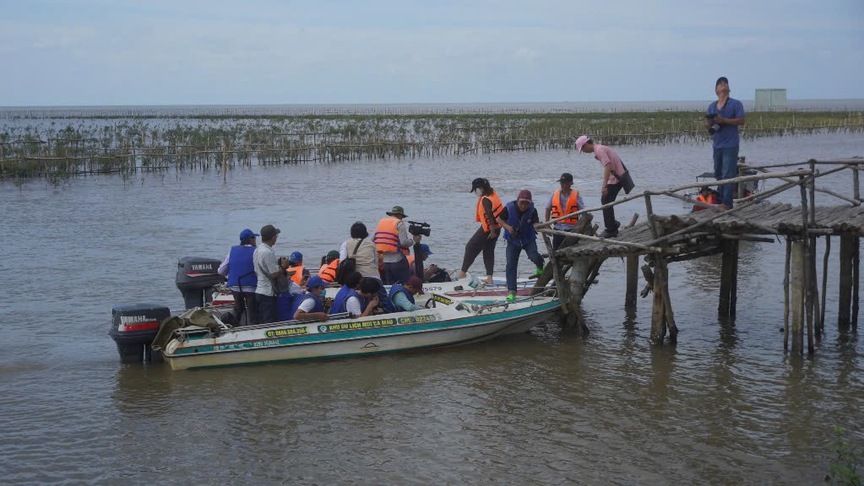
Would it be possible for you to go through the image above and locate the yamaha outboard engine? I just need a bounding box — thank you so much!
[109,303,170,363]
[176,256,223,309]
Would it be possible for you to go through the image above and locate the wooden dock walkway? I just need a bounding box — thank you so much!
[535,158,863,356]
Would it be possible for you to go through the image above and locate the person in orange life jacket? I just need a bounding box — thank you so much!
[693,186,719,212]
[287,251,310,285]
[217,228,260,326]
[545,172,586,251]
[291,276,329,322]
[575,135,625,238]
[374,205,417,285]
[254,224,296,324]
[318,250,340,283]
[497,190,545,302]
[388,275,424,312]
[458,177,504,285]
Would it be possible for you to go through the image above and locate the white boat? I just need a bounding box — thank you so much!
[153,290,559,371]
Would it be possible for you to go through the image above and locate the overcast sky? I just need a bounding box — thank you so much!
[1,0,862,106]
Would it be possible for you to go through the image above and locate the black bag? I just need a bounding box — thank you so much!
[617,163,636,194]
[336,238,364,284]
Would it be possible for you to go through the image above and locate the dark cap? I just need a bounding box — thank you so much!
[470,177,487,192]
[558,173,574,183]
[405,276,424,290]
[517,189,533,202]
[326,250,340,260]
[386,205,407,217]
[260,224,280,240]
[716,76,729,87]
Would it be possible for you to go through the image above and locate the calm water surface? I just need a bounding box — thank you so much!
[1,132,863,484]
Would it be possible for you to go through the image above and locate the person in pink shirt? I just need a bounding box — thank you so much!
[575,135,625,238]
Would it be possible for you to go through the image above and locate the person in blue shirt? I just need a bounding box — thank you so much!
[706,76,746,209]
[496,190,545,303]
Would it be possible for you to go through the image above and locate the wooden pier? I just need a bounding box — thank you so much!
[535,159,863,356]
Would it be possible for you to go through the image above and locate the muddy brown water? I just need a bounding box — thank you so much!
[1,132,862,484]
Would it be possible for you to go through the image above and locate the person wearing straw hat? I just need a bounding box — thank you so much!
[496,190,545,303]
[374,205,418,285]
[575,135,624,238]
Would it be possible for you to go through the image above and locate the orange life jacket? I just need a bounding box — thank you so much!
[475,191,504,232]
[289,263,305,284]
[550,189,579,225]
[374,217,409,255]
[694,193,717,211]
[318,259,338,283]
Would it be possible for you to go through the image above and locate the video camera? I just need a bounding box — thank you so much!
[408,221,431,237]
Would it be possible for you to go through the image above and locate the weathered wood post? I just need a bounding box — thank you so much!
[838,234,857,328]
[783,238,791,352]
[790,239,806,355]
[625,256,638,308]
[718,239,739,318]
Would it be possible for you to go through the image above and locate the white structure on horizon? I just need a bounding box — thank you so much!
[755,88,787,110]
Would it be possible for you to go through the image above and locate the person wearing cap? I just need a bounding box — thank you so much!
[545,172,586,250]
[387,275,424,312]
[458,177,505,285]
[409,242,445,282]
[287,251,310,285]
[706,76,746,209]
[575,135,625,238]
[318,250,340,283]
[290,276,329,322]
[217,228,260,325]
[253,224,294,324]
[496,189,545,302]
[374,205,418,285]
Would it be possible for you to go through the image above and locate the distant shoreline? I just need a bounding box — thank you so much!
[2,99,864,119]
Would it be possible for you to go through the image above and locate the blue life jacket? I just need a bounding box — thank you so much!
[503,201,537,245]
[276,292,295,322]
[226,245,257,290]
[289,292,324,319]
[330,286,361,315]
[388,283,415,311]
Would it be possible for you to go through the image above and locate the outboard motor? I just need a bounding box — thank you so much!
[109,303,170,364]
[176,256,223,309]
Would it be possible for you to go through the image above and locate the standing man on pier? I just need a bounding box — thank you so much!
[706,76,746,209]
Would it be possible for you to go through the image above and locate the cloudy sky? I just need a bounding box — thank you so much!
[1,0,862,106]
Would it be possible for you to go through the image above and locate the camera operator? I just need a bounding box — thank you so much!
[705,76,746,209]
[374,205,416,285]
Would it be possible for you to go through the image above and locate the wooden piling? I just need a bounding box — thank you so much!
[718,239,739,318]
[625,255,638,308]
[839,234,855,328]
[790,239,806,355]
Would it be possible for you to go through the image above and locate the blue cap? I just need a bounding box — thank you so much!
[306,275,326,289]
[419,243,433,255]
[239,228,259,241]
[289,251,303,263]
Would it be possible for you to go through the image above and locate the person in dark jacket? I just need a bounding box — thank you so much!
[496,190,545,302]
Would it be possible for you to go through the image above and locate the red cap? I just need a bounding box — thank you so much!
[517,189,532,202]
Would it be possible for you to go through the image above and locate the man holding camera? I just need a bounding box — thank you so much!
[706,76,746,209]
[374,205,419,285]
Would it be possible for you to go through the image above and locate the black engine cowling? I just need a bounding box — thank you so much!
[176,256,223,309]
[109,303,170,363]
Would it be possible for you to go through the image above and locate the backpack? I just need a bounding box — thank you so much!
[336,238,364,284]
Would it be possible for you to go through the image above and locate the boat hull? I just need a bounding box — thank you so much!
[163,297,558,370]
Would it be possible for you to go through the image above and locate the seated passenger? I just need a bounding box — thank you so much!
[291,276,329,322]
[693,186,719,212]
[318,250,340,283]
[330,271,379,317]
[288,251,310,285]
[388,276,424,312]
